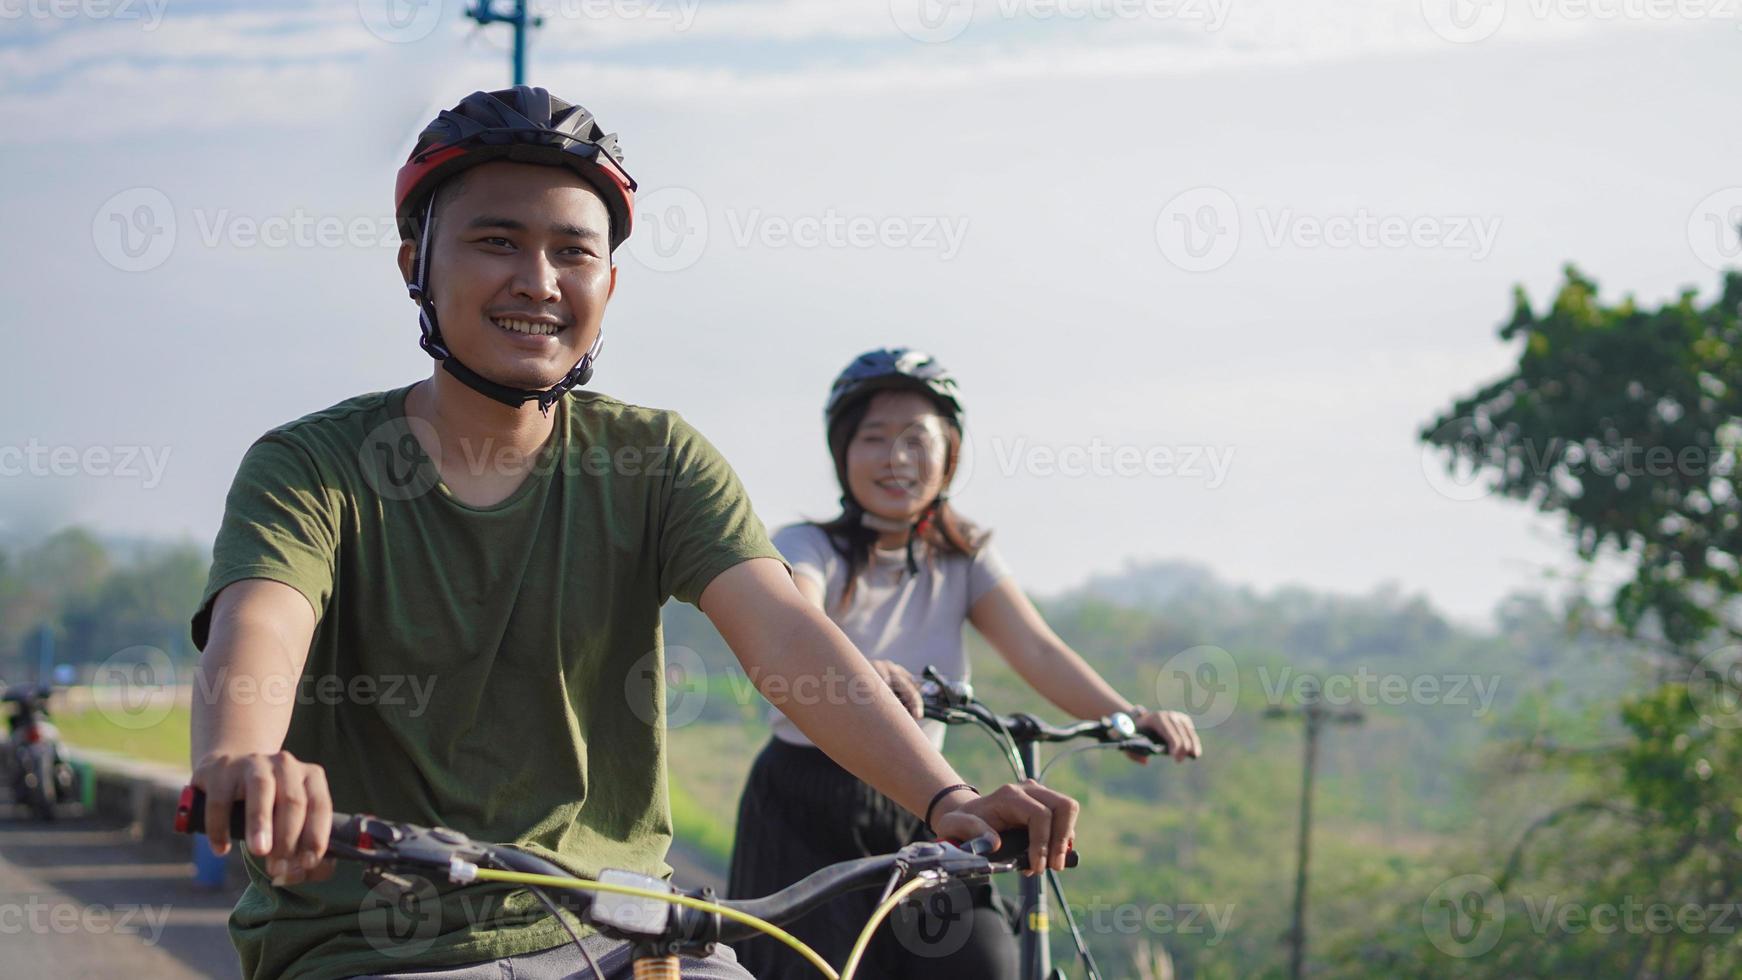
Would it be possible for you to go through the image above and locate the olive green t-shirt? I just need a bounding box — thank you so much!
[190,383,783,980]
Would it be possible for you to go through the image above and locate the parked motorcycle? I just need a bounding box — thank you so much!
[3,685,76,820]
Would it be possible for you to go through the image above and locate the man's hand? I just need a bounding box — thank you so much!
[1132,708,1202,764]
[928,780,1079,876]
[192,750,336,886]
[871,659,923,720]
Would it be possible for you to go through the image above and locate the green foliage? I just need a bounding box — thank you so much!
[661,561,1638,977]
[1407,264,1742,978]
[0,528,206,679]
[1422,267,1742,651]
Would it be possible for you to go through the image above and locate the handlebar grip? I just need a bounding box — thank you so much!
[1120,737,1167,756]
[963,828,1080,869]
[176,786,247,838]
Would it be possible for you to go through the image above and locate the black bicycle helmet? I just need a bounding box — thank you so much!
[395,86,638,414]
[824,348,963,431]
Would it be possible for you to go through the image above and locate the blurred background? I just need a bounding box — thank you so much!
[1,0,1739,976]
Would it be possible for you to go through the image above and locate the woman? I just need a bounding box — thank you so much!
[728,348,1204,978]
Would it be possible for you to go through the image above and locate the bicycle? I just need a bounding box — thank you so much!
[918,666,1169,980]
[173,786,1075,980]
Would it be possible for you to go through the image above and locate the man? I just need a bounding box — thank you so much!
[189,86,1078,980]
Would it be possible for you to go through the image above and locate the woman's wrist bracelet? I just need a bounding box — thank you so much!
[923,782,978,834]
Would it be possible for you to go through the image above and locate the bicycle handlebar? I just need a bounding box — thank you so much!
[174,786,1074,950]
[919,668,1170,755]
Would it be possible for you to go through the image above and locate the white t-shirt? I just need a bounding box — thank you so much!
[768,521,1012,748]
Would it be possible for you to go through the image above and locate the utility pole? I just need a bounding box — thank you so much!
[1264,676,1364,980]
[466,1,544,85]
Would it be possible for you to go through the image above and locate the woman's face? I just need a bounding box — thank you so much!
[845,390,954,525]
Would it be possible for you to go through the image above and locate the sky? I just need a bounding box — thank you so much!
[1,0,1738,627]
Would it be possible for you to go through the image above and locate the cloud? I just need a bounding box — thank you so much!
[3,0,1730,142]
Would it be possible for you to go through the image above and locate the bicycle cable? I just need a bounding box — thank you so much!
[468,867,841,978]
[528,884,606,979]
[839,876,933,980]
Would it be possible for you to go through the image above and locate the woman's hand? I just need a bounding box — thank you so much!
[1131,708,1202,764]
[928,780,1079,876]
[870,659,923,720]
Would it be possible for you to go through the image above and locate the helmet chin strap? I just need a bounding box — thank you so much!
[408,195,602,416]
[855,496,946,576]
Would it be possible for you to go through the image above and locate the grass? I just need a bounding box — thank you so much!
[49,698,754,871]
[54,704,192,769]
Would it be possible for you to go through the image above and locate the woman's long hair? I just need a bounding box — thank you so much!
[812,392,987,612]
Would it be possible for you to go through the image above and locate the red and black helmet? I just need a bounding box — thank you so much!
[394,86,637,251]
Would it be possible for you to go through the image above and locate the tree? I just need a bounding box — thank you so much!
[1422,267,1742,654]
[1416,266,1742,977]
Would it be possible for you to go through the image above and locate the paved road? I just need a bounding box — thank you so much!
[0,802,244,978]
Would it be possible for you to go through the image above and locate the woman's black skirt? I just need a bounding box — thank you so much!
[726,737,1017,979]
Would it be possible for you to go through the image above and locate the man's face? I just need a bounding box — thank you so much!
[400,160,617,393]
